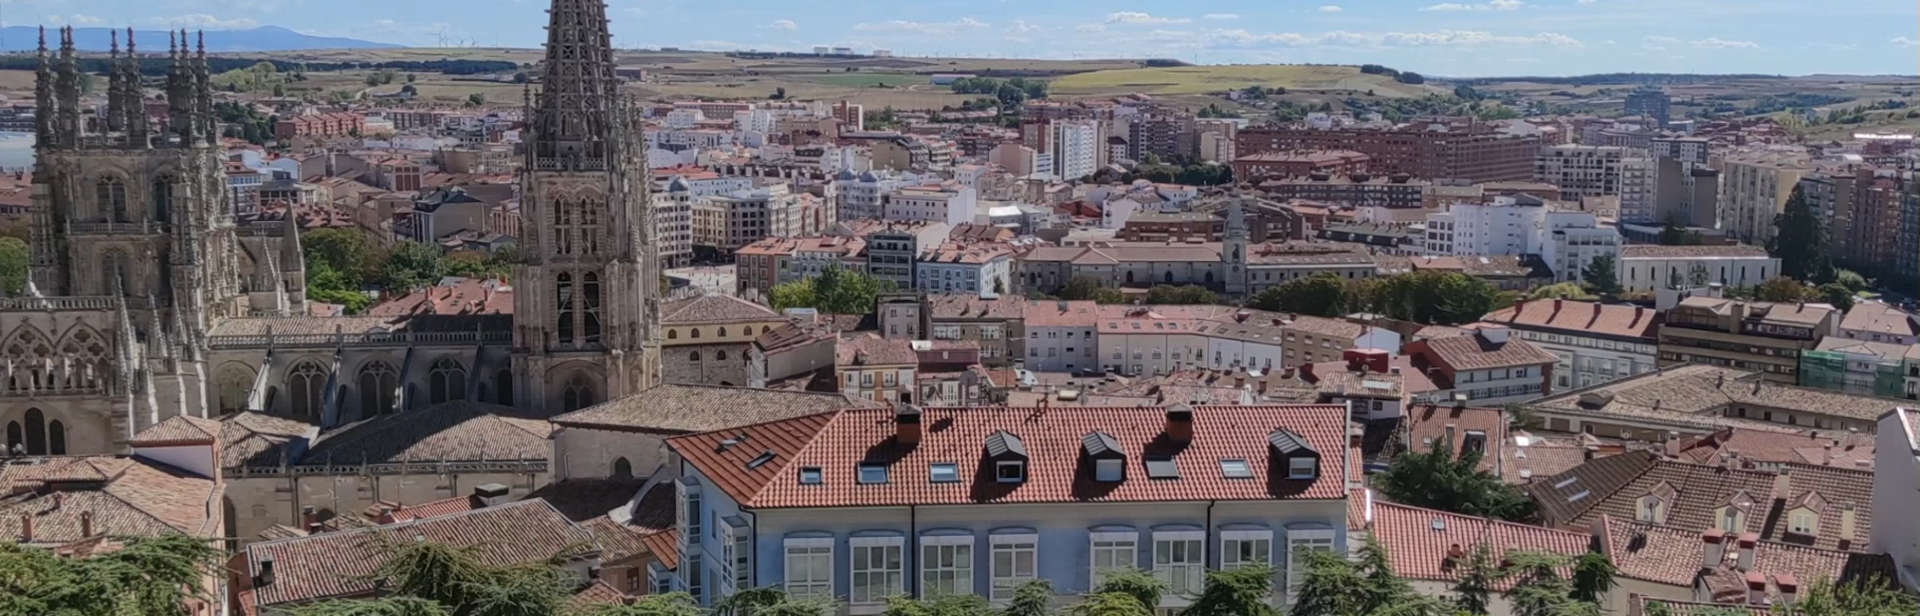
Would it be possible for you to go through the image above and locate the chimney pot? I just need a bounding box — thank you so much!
[1703,529,1728,568]
[895,403,923,445]
[1165,403,1195,442]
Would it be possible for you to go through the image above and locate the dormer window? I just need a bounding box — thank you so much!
[798,466,823,485]
[985,430,1028,485]
[1788,508,1819,536]
[997,460,1026,483]
[1637,495,1666,523]
[1082,431,1125,483]
[1268,429,1320,480]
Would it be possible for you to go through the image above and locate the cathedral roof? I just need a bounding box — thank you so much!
[301,401,551,464]
[659,294,780,326]
[130,415,222,445]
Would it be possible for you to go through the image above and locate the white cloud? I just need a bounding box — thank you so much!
[1075,24,1107,33]
[767,19,797,31]
[1318,5,1344,12]
[1892,36,1919,47]
[1692,37,1758,49]
[851,17,987,35]
[1202,13,1240,20]
[147,14,260,29]
[1008,20,1043,34]
[1106,12,1191,25]
[1421,0,1522,10]
[46,14,105,25]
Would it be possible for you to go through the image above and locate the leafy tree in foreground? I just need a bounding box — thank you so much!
[1248,272,1349,316]
[1580,255,1623,297]
[1144,284,1220,305]
[881,594,994,616]
[1755,277,1811,303]
[1375,442,1536,522]
[1769,185,1831,282]
[0,534,221,616]
[1003,579,1055,616]
[572,593,704,616]
[1184,564,1278,616]
[1451,543,1497,615]
[0,236,27,295]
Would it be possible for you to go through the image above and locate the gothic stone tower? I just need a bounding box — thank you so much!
[512,0,662,412]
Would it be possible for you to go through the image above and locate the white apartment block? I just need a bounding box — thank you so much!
[1540,213,1621,285]
[882,185,978,226]
[915,244,1014,298]
[832,169,916,220]
[1025,300,1101,373]
[1720,149,1811,245]
[1048,119,1101,181]
[1534,144,1629,200]
[1425,196,1618,283]
[1619,156,1655,223]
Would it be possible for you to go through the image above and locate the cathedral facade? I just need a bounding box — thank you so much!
[5,4,661,458]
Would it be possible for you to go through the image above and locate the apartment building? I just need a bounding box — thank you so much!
[928,295,1026,366]
[1236,125,1541,182]
[1720,148,1811,245]
[882,184,978,226]
[1047,119,1101,181]
[834,333,919,402]
[1232,150,1371,183]
[915,242,1014,298]
[1481,299,1660,390]
[1023,299,1101,373]
[1617,245,1779,293]
[659,403,1356,609]
[1658,297,1839,384]
[734,235,867,298]
[1423,195,1620,285]
[1534,144,1630,200]
[1403,325,1557,405]
[1256,174,1429,209]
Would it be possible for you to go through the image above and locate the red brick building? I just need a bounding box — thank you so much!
[1231,150,1370,183]
[1237,125,1540,182]
[273,112,366,139]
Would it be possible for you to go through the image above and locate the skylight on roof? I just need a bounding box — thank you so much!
[798,466,823,485]
[1567,490,1591,503]
[1145,457,1179,480]
[859,464,890,485]
[1553,476,1579,489]
[929,463,959,483]
[1220,458,1252,479]
[747,451,777,469]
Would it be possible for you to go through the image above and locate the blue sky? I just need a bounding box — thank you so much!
[18,0,1919,77]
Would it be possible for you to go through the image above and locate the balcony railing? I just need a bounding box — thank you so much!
[0,296,119,312]
[208,329,512,349]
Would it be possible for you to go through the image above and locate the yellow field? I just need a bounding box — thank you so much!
[1051,64,1440,98]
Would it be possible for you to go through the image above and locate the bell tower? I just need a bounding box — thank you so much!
[512,0,661,411]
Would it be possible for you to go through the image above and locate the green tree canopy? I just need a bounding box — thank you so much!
[1247,273,1349,316]
[1768,185,1832,282]
[1755,277,1811,302]
[1059,276,1128,304]
[1143,284,1220,305]
[1580,255,1623,297]
[1816,282,1856,311]
[379,241,449,294]
[1184,564,1278,616]
[767,265,893,313]
[1360,272,1503,325]
[0,236,27,295]
[1525,282,1596,301]
[1375,441,1537,521]
[0,534,222,616]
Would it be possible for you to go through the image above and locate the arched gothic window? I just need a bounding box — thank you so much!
[102,250,130,296]
[22,408,45,455]
[96,177,128,222]
[667,329,678,340]
[151,176,174,223]
[556,273,575,345]
[357,361,399,415]
[716,350,728,361]
[287,361,328,420]
[4,421,19,454]
[689,350,702,362]
[578,199,601,255]
[690,328,701,339]
[429,358,468,404]
[495,370,514,406]
[47,421,64,455]
[718,326,729,337]
[561,374,595,412]
[582,272,602,344]
[612,457,633,479]
[217,364,255,414]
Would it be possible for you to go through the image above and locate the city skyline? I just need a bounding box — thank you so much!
[12,0,1917,77]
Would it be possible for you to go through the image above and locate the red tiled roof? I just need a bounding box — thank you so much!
[383,495,480,522]
[1482,299,1659,341]
[641,528,680,569]
[1403,405,1507,474]
[130,415,223,445]
[670,405,1352,509]
[0,456,221,545]
[1411,330,1556,372]
[1366,499,1588,589]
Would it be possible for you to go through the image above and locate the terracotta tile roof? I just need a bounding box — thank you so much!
[1402,405,1507,474]
[0,456,220,545]
[524,478,654,523]
[581,515,653,562]
[928,295,1025,320]
[219,412,319,468]
[242,499,598,608]
[383,495,480,522]
[1600,516,1897,591]
[208,315,408,337]
[641,528,680,570]
[551,384,879,433]
[366,278,513,317]
[1411,329,1556,372]
[1528,364,1899,427]
[302,401,552,463]
[1633,597,1771,616]
[1761,464,1874,551]
[836,333,919,366]
[669,405,1353,509]
[567,580,630,611]
[1365,499,1589,588]
[1620,244,1770,259]
[1482,299,1659,341]
[1838,301,1918,339]
[1813,336,1912,360]
[660,294,782,325]
[130,415,223,445]
[1528,452,1780,534]
[1668,428,1875,472]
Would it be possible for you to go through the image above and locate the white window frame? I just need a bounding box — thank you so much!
[1288,457,1317,479]
[784,537,834,600]
[1284,528,1336,597]
[850,536,906,609]
[1094,458,1124,482]
[1787,509,1819,536]
[1089,531,1138,589]
[921,535,975,598]
[1221,529,1273,571]
[1152,530,1206,603]
[989,533,1039,602]
[722,519,751,593]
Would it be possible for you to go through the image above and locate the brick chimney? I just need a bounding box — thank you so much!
[895,403,923,446]
[300,506,319,533]
[17,513,29,543]
[1736,532,1759,571]
[1702,529,1727,568]
[1165,403,1194,443]
[79,510,93,538]
[1775,573,1798,606]
[1745,571,1768,606]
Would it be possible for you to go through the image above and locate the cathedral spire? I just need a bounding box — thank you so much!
[530,0,621,170]
[107,31,126,133]
[54,27,80,148]
[32,26,51,150]
[123,28,149,147]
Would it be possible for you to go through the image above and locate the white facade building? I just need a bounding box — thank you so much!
[1048,119,1100,182]
[1534,145,1629,200]
[1617,245,1780,293]
[1424,196,1619,284]
[882,185,978,226]
[832,169,916,221]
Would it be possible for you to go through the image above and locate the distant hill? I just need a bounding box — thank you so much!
[0,26,400,53]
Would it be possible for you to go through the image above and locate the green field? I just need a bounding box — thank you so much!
[1050,64,1439,98]
[800,73,927,88]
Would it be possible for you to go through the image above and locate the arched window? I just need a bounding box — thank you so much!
[762,325,772,334]
[4,421,19,454]
[554,199,574,255]
[23,408,45,455]
[690,328,701,339]
[47,421,64,455]
[556,273,575,345]
[429,358,468,404]
[689,350,702,362]
[612,457,633,479]
[578,198,601,255]
[217,364,255,414]
[561,374,595,412]
[151,176,174,223]
[582,272,602,344]
[718,326,729,337]
[287,361,328,420]
[357,361,399,415]
[1164,271,1174,283]
[667,329,678,340]
[716,350,728,361]
[1125,270,1135,284]
[102,250,130,296]
[495,370,514,405]
[96,177,128,222]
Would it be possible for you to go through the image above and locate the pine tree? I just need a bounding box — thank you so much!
[1451,544,1497,616]
[1580,256,1623,296]
[1769,185,1832,282]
